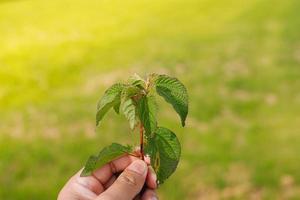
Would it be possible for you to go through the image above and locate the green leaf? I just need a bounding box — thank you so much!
[137,95,157,138]
[128,73,145,89]
[113,85,139,115]
[120,86,141,130]
[80,155,98,176]
[145,127,181,184]
[81,143,132,177]
[154,75,188,127]
[113,101,121,114]
[120,97,137,130]
[122,85,141,98]
[96,83,125,126]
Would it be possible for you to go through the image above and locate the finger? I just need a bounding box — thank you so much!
[58,170,103,200]
[92,154,140,185]
[143,154,157,189]
[104,174,117,189]
[141,189,158,200]
[144,155,151,165]
[76,173,104,195]
[58,180,98,200]
[133,193,142,200]
[146,166,157,189]
[96,160,148,200]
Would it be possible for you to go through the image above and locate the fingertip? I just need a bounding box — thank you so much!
[144,155,151,165]
[146,166,157,189]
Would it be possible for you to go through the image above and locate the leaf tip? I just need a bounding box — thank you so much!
[95,119,100,127]
[181,121,185,127]
[80,169,91,177]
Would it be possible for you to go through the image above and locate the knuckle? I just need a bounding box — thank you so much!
[118,171,138,186]
[109,161,117,174]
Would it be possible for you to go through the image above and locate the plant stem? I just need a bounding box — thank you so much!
[139,123,144,160]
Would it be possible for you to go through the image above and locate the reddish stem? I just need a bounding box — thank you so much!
[139,123,145,160]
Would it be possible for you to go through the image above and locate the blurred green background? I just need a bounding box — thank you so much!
[1,0,300,199]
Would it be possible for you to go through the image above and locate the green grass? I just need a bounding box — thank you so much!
[1,0,300,199]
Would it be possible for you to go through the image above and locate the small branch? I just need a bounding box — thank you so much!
[139,122,145,160]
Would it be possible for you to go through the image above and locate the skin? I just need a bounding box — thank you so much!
[58,154,158,200]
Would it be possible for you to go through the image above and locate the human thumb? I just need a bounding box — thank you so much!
[96,160,147,200]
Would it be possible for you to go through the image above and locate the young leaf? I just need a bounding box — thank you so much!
[122,85,141,98]
[81,143,132,177]
[120,97,137,130]
[154,75,188,127]
[137,95,157,138]
[128,73,145,89]
[113,101,121,114]
[144,127,181,184]
[96,83,125,126]
[120,85,141,130]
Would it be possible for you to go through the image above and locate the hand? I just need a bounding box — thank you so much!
[58,154,158,200]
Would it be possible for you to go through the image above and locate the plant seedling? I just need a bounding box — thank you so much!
[81,73,189,185]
